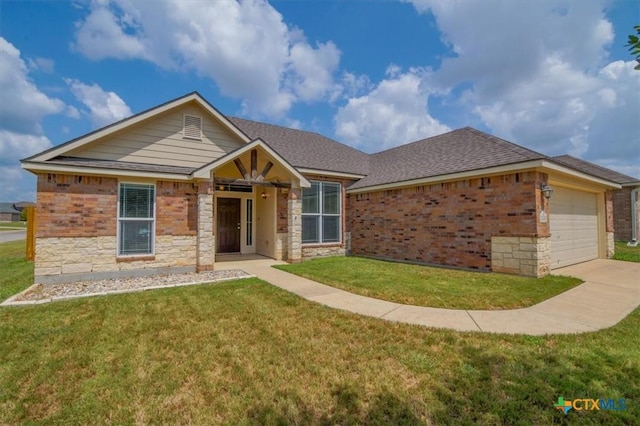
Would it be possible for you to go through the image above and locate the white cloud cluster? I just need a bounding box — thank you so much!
[402,0,640,176]
[72,0,343,118]
[335,66,449,151]
[0,38,62,201]
[66,79,132,127]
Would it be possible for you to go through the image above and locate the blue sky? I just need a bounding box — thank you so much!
[0,0,638,202]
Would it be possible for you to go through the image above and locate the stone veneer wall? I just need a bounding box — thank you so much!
[35,235,196,283]
[302,244,346,259]
[287,189,302,262]
[275,233,288,261]
[491,236,550,277]
[196,181,214,271]
[347,172,550,273]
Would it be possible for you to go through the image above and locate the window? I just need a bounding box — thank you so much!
[118,183,155,256]
[246,199,253,246]
[302,181,341,244]
[183,114,202,140]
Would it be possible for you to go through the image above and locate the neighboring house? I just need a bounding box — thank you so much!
[22,92,624,284]
[13,201,35,212]
[0,203,22,222]
[552,155,640,243]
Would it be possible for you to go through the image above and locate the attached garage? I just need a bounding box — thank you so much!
[549,186,599,269]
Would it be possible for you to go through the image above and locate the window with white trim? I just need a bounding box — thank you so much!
[302,181,341,244]
[118,183,155,256]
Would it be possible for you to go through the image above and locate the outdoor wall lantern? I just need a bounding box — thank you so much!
[261,191,267,199]
[541,184,554,199]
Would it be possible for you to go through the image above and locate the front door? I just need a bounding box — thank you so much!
[217,198,241,253]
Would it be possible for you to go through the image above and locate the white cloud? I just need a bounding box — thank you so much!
[404,0,639,178]
[65,79,132,127]
[72,0,343,118]
[27,57,55,73]
[335,67,449,152]
[0,38,64,202]
[0,131,52,166]
[0,38,65,135]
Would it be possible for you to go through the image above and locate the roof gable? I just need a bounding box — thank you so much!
[24,92,251,163]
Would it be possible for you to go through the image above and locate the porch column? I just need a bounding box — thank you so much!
[197,181,215,271]
[287,188,302,262]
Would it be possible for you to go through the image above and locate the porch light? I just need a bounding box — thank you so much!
[261,191,267,199]
[541,184,554,199]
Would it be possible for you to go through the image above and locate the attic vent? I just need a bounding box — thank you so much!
[183,114,202,140]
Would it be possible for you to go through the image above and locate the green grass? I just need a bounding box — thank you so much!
[276,256,582,310]
[613,241,640,263]
[0,222,27,231]
[1,268,638,424]
[0,240,33,301]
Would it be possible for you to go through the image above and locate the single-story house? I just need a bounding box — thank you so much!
[22,92,627,284]
[552,155,640,243]
[0,203,22,222]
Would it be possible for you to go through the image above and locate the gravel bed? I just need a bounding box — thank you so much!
[13,269,252,302]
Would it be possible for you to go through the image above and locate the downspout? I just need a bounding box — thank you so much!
[630,187,639,246]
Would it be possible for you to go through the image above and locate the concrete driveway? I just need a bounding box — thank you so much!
[0,230,26,243]
[217,257,640,335]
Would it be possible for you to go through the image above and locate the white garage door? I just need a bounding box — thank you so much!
[550,186,598,269]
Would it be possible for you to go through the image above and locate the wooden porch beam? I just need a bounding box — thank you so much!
[214,177,291,188]
[233,158,250,180]
[251,149,258,179]
[256,161,273,182]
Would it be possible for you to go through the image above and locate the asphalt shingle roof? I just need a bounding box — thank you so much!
[551,155,639,185]
[349,127,547,190]
[228,117,370,176]
[0,203,20,214]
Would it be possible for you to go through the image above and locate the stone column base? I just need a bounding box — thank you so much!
[491,236,551,277]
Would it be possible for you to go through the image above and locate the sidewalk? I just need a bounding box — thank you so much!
[216,258,640,335]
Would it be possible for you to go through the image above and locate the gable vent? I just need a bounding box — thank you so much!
[183,114,202,140]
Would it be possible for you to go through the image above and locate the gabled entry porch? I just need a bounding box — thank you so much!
[191,139,310,271]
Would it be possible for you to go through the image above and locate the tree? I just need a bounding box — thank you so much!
[627,25,640,70]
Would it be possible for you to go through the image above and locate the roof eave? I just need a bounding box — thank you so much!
[347,159,622,194]
[21,160,192,181]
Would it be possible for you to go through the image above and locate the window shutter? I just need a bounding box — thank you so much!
[184,115,202,139]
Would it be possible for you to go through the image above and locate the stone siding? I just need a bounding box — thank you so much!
[607,232,615,258]
[491,236,550,277]
[287,189,302,262]
[347,172,549,272]
[302,245,346,259]
[35,235,197,283]
[275,232,288,261]
[196,181,215,271]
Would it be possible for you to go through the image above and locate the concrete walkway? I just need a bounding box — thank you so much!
[216,257,640,335]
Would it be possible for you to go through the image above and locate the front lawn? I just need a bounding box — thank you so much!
[0,240,32,301]
[276,256,582,310]
[613,240,640,263]
[0,241,638,424]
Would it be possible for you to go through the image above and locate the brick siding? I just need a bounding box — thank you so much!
[37,174,118,238]
[613,187,640,241]
[347,172,548,271]
[156,181,198,236]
